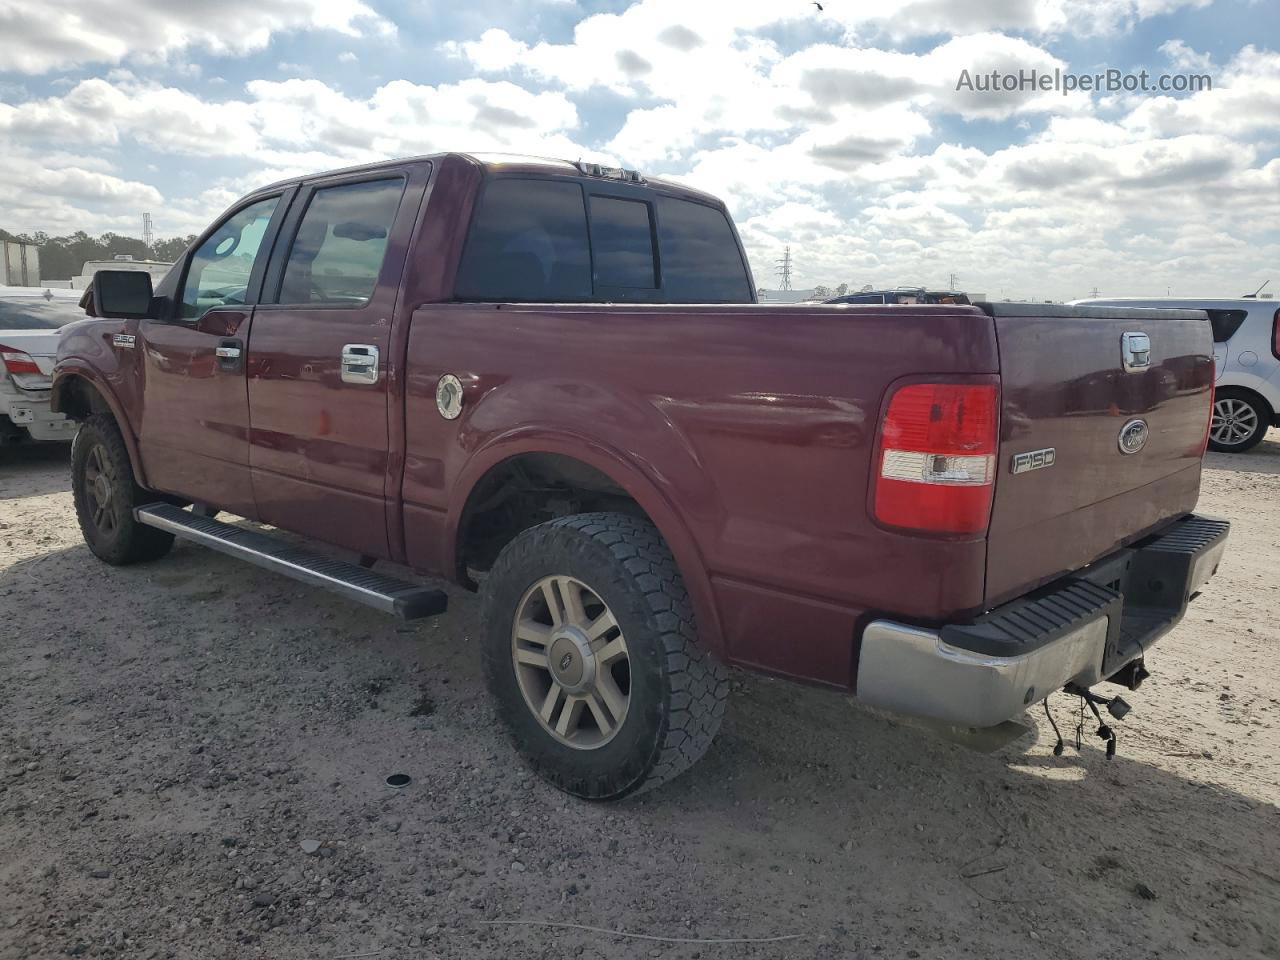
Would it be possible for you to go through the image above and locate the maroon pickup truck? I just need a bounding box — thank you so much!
[53,153,1228,799]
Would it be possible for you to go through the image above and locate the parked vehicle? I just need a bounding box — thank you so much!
[0,286,82,446]
[827,287,971,305]
[53,153,1228,798]
[1075,296,1280,452]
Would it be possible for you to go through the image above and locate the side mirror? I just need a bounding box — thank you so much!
[88,270,155,319]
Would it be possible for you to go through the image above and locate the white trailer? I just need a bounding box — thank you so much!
[0,241,41,286]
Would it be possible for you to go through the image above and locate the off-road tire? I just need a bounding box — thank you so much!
[481,512,728,800]
[1208,388,1270,453]
[72,413,175,565]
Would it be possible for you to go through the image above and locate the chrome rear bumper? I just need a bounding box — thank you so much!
[857,616,1109,728]
[855,514,1229,729]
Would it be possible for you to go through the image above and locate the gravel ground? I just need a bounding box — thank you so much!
[2,435,1278,960]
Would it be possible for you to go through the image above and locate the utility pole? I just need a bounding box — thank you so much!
[1090,285,1100,298]
[776,246,793,291]
[142,212,154,248]
[948,272,959,291]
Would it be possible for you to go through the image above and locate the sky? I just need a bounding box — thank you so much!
[0,0,1277,300]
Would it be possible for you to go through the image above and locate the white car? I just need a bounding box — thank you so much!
[0,286,84,446]
[1074,296,1280,453]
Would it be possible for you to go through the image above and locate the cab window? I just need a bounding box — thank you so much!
[180,197,279,320]
[278,179,405,305]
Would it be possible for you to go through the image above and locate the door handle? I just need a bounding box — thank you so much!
[216,339,243,371]
[341,344,379,385]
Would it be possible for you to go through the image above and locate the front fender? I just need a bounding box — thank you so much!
[51,359,148,488]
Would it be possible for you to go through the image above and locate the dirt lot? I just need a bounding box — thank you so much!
[2,436,1279,960]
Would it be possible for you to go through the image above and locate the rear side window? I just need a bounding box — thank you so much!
[279,178,405,305]
[1205,309,1248,343]
[588,195,656,289]
[455,179,591,301]
[656,197,751,303]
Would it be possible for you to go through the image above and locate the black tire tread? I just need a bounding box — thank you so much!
[72,413,175,565]
[482,512,728,799]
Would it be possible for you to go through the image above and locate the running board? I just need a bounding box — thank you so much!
[134,503,447,621]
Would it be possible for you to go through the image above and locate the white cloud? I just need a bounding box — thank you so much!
[1125,45,1280,137]
[1,0,1276,301]
[1160,38,1212,72]
[0,74,588,235]
[0,0,395,74]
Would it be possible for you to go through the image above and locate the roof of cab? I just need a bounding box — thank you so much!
[254,152,723,206]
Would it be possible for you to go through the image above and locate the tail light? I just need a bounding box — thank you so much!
[873,380,1000,535]
[1272,307,1279,360]
[0,345,41,376]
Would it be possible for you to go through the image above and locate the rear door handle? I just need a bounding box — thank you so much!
[216,339,243,371]
[341,344,379,385]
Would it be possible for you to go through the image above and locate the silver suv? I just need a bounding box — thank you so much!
[1075,297,1280,453]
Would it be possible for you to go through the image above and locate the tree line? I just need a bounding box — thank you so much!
[0,228,196,281]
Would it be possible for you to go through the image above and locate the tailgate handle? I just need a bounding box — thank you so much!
[1121,332,1152,372]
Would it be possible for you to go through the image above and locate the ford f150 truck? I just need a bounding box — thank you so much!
[52,153,1228,799]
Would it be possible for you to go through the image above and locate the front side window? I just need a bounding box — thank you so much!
[589,195,656,289]
[181,196,279,319]
[455,179,591,301]
[655,197,751,303]
[279,179,405,305]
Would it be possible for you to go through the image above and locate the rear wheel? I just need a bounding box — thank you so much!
[481,512,728,800]
[1209,390,1269,453]
[72,413,175,564]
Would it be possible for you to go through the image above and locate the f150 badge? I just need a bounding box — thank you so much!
[1010,447,1056,474]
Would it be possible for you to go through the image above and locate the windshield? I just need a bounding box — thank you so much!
[0,298,85,330]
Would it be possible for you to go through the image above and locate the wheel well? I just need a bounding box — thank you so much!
[456,453,649,587]
[54,375,112,421]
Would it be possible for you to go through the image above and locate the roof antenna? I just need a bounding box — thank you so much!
[1244,279,1271,299]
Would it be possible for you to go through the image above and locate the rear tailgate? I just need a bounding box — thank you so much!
[983,303,1213,608]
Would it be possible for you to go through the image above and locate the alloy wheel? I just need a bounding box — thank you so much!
[1211,397,1259,448]
[511,575,631,750]
[82,442,120,536]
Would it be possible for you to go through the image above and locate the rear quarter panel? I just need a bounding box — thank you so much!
[402,303,999,688]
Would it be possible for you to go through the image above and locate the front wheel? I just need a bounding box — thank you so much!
[72,413,175,565]
[481,513,728,800]
[1209,390,1270,453]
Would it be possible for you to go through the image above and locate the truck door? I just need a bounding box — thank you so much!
[246,165,428,558]
[136,192,292,513]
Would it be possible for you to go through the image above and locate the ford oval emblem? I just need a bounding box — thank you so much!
[1118,418,1149,455]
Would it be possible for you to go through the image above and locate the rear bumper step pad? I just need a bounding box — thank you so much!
[855,513,1228,729]
[134,503,447,621]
